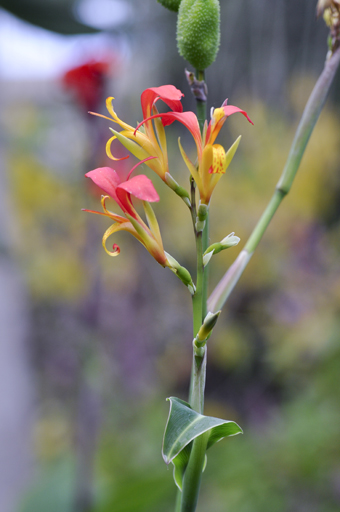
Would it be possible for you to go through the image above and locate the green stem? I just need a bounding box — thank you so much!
[208,47,340,313]
[182,210,209,512]
[179,430,209,512]
[178,68,209,512]
[201,218,209,318]
[189,223,207,409]
[191,231,204,337]
[175,488,182,512]
[244,188,286,254]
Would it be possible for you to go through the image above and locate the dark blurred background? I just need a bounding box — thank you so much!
[1,1,340,511]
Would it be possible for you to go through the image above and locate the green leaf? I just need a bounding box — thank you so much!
[162,397,242,489]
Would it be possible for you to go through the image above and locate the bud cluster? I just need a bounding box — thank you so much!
[317,0,340,53]
[158,0,221,70]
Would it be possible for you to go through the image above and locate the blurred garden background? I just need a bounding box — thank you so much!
[1,1,340,511]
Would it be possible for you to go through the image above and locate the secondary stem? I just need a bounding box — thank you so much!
[208,46,340,313]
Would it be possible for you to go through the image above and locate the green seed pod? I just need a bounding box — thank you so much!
[177,0,220,70]
[157,0,182,13]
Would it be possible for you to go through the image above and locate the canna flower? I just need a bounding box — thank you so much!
[137,99,253,205]
[83,158,168,266]
[90,85,184,184]
[63,60,110,111]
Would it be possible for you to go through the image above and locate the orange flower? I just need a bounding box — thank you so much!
[137,100,253,204]
[90,85,184,182]
[83,158,168,266]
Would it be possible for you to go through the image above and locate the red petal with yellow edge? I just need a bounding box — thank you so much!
[85,167,120,202]
[117,175,160,203]
[222,106,253,125]
[141,85,184,120]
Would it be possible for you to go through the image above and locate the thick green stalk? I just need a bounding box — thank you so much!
[179,430,209,512]
[191,231,205,336]
[176,69,210,512]
[208,47,340,313]
[180,222,207,512]
[175,488,182,512]
[201,219,209,318]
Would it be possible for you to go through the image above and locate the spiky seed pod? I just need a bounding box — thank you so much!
[177,0,220,70]
[157,0,182,12]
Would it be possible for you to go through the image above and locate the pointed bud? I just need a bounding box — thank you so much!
[220,232,241,248]
[165,252,196,294]
[177,0,221,70]
[185,69,208,101]
[203,232,240,263]
[165,172,191,207]
[195,202,209,232]
[194,311,221,349]
[316,0,340,53]
[203,250,214,267]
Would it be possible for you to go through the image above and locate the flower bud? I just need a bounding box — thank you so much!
[194,311,221,349]
[316,0,340,54]
[165,252,196,294]
[203,232,240,266]
[195,202,209,232]
[157,0,182,12]
[177,0,221,70]
[165,172,191,207]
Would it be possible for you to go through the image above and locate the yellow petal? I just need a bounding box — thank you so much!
[211,144,226,174]
[143,201,163,248]
[107,129,148,161]
[212,107,225,124]
[153,113,168,157]
[106,97,135,132]
[178,138,202,189]
[102,221,138,257]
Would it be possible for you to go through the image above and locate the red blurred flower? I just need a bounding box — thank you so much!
[63,60,111,111]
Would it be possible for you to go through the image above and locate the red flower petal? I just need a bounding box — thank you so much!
[126,156,157,181]
[117,175,160,203]
[222,105,254,125]
[135,111,202,152]
[141,85,184,120]
[85,167,121,201]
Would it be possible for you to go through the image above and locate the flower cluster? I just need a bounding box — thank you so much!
[84,158,168,267]
[84,84,252,270]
